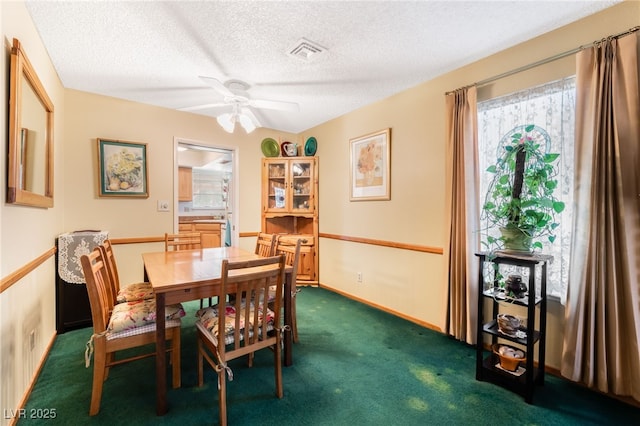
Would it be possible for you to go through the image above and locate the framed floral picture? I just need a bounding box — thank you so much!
[97,138,149,198]
[349,128,391,201]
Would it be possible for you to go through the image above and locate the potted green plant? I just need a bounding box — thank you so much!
[481,124,565,253]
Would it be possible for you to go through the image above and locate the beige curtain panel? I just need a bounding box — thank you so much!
[562,32,640,402]
[444,86,479,344]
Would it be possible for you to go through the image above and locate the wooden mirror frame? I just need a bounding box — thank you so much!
[7,38,55,208]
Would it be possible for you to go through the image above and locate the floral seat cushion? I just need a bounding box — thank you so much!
[268,285,298,302]
[267,285,280,302]
[108,298,185,334]
[116,281,154,303]
[195,301,274,346]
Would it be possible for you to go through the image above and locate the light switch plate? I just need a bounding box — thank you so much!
[157,200,170,212]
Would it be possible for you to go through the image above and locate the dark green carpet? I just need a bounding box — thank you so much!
[21,287,639,425]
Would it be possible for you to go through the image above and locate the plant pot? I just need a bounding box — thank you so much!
[499,226,533,252]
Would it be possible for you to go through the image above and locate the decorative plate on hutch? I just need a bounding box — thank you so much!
[304,137,317,156]
[261,138,280,157]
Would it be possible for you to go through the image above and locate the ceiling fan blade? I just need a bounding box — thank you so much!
[179,102,230,112]
[248,98,299,112]
[198,76,234,97]
[240,107,262,128]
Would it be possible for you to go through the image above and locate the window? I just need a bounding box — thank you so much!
[477,77,575,301]
[192,168,229,210]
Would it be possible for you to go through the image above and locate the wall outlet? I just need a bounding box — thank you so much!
[157,200,170,212]
[357,272,363,283]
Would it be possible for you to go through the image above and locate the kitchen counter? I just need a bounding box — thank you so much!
[179,216,226,224]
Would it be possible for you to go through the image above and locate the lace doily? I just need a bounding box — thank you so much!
[58,231,109,283]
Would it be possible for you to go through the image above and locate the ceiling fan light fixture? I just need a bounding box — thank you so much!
[217,113,235,133]
[238,113,256,133]
[216,110,257,134]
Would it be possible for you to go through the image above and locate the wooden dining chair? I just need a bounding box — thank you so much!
[80,247,183,416]
[254,232,276,257]
[165,232,210,307]
[99,239,153,307]
[195,255,286,426]
[272,237,302,342]
[165,232,202,251]
[233,231,276,309]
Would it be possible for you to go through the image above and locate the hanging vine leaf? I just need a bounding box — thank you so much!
[481,124,564,253]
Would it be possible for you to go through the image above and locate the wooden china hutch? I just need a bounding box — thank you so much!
[261,157,318,284]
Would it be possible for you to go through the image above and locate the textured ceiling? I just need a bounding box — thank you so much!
[25,1,621,134]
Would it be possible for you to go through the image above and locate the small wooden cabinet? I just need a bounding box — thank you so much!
[262,157,318,283]
[178,167,193,201]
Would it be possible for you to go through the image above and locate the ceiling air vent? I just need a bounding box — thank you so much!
[288,38,326,61]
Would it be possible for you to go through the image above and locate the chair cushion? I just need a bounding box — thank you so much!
[267,285,279,302]
[108,299,185,333]
[116,282,154,303]
[106,318,182,340]
[195,301,274,346]
[268,285,298,302]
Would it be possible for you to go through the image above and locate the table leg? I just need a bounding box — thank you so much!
[155,292,167,415]
[283,272,293,366]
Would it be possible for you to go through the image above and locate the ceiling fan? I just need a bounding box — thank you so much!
[180,76,299,133]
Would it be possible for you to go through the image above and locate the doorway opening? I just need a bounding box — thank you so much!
[174,138,238,246]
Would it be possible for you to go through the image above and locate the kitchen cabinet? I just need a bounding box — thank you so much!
[179,221,221,248]
[194,222,221,248]
[178,167,193,201]
[475,252,551,403]
[261,157,318,283]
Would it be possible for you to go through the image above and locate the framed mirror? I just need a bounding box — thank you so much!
[7,38,54,208]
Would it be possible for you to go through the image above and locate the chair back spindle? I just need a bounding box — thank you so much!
[274,238,302,286]
[81,248,114,334]
[254,232,276,257]
[273,237,302,342]
[165,232,202,251]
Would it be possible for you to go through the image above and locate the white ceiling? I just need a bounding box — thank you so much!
[25,0,621,134]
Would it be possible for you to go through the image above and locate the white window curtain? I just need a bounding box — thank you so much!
[477,77,575,301]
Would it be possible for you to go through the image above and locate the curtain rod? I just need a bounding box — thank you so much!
[447,26,639,94]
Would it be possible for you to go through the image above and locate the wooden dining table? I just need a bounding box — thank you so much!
[142,246,294,416]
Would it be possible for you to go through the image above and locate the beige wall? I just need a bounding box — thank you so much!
[62,89,295,282]
[310,84,448,324]
[1,0,638,419]
[308,0,639,368]
[1,2,66,421]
